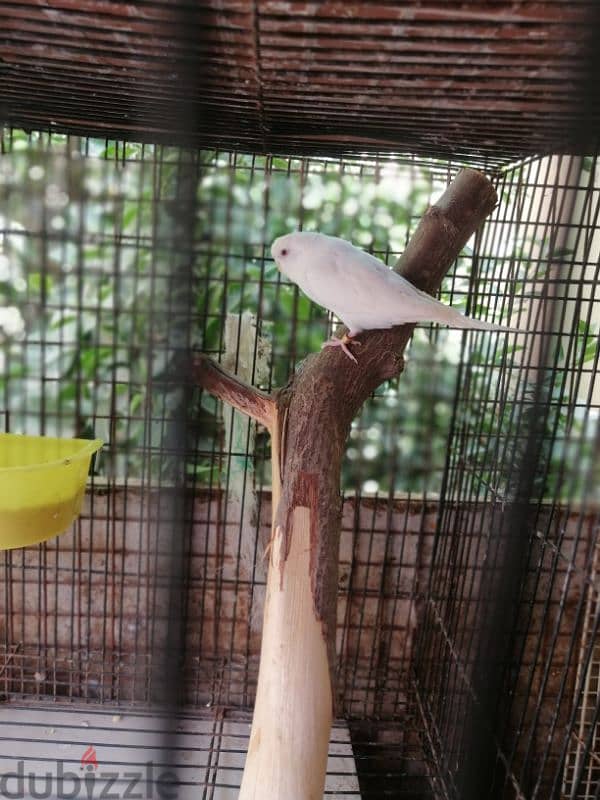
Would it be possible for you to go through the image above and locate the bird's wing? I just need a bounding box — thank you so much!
[293,238,514,334]
[306,243,444,330]
[301,244,412,310]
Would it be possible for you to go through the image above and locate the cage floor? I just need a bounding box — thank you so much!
[0,702,360,798]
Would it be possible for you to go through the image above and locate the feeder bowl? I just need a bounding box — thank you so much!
[0,433,103,550]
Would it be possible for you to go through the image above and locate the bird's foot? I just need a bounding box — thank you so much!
[321,333,361,363]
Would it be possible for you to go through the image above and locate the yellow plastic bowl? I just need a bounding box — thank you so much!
[0,433,103,550]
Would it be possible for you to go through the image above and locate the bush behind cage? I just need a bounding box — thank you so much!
[2,133,597,501]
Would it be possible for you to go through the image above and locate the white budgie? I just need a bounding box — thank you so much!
[271,231,515,362]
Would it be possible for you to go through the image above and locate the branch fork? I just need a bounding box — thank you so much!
[192,354,276,432]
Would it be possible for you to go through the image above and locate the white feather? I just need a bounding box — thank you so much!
[271,231,514,335]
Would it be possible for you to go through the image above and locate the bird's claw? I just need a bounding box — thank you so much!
[321,334,359,363]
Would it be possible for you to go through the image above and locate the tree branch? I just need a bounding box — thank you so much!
[192,353,275,431]
[272,166,498,706]
[198,168,499,800]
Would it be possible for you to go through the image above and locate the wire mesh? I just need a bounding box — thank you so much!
[0,130,201,707]
[1,130,599,798]
[413,155,600,800]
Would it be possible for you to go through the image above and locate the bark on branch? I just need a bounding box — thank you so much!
[192,353,275,432]
[195,168,498,800]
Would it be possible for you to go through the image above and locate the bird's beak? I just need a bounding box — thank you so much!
[271,236,286,267]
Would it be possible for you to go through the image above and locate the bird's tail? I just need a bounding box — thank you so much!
[434,302,519,333]
[457,316,520,333]
[411,290,521,333]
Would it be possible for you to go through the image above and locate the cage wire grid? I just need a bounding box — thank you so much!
[413,155,600,800]
[0,129,598,799]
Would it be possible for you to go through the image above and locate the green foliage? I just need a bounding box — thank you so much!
[0,133,182,477]
[1,134,597,500]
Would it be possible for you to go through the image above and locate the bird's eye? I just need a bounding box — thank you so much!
[281,248,288,256]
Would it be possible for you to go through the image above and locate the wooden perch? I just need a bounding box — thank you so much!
[194,168,498,800]
[193,354,275,432]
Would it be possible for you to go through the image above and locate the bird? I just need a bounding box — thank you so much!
[271,231,516,363]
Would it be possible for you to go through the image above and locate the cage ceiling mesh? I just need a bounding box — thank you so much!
[1,1,599,166]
